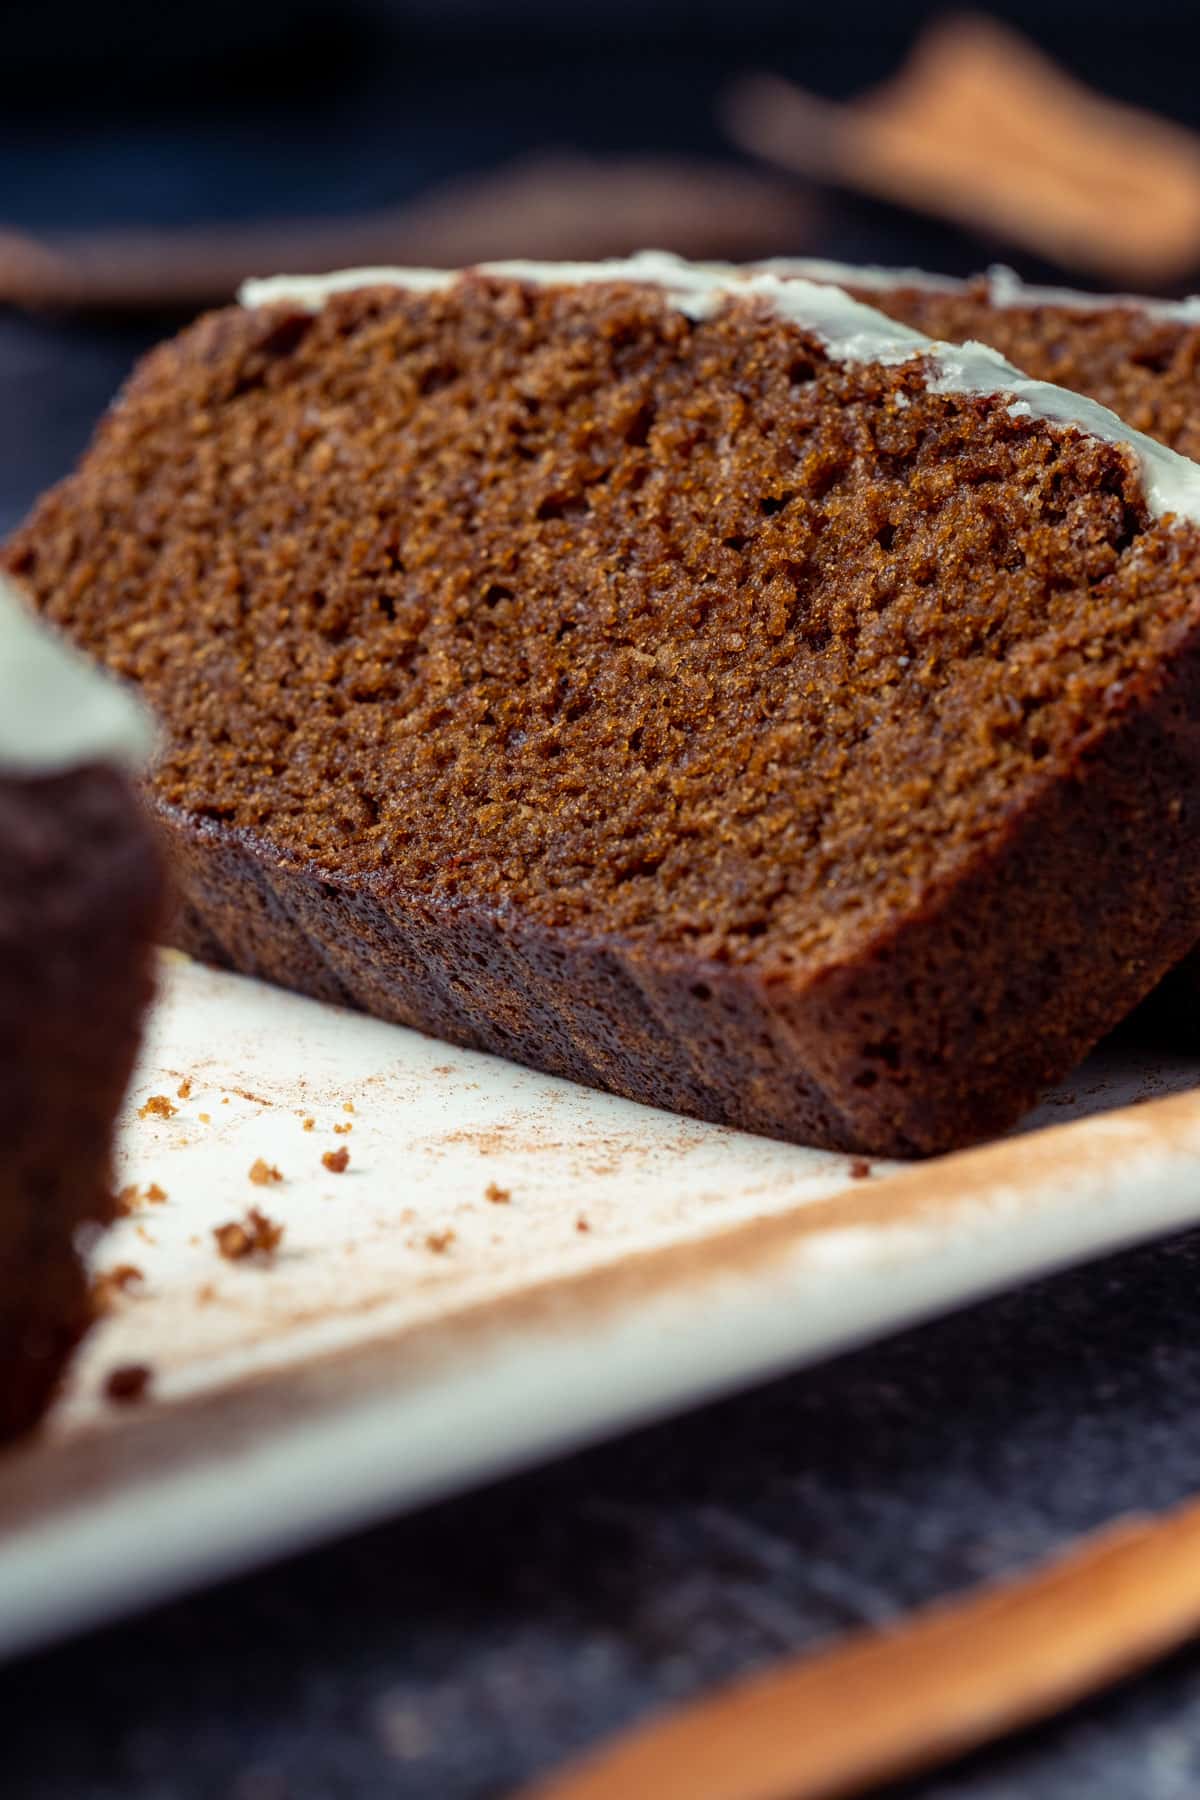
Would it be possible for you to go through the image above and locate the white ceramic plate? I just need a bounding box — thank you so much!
[1,952,1199,1661]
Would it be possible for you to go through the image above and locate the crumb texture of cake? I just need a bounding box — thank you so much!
[10,260,1200,1157]
[771,256,1200,1016]
[0,581,159,1442]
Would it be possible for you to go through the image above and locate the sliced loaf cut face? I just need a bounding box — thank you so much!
[8,255,1200,1156]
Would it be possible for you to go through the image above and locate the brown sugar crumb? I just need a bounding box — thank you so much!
[248,1157,283,1186]
[576,1216,591,1233]
[301,1115,316,1131]
[93,1263,145,1312]
[213,1207,285,1261]
[425,1229,456,1254]
[343,1100,356,1114]
[485,1182,511,1205]
[322,1146,350,1174]
[138,1093,178,1121]
[104,1363,153,1405]
[198,1111,212,1124]
[333,1121,352,1135]
[176,1076,193,1100]
[848,1158,872,1180]
[114,1182,140,1217]
[116,1181,167,1213]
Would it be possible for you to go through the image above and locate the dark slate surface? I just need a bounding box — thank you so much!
[7,1227,1200,1799]
[8,18,1200,1792]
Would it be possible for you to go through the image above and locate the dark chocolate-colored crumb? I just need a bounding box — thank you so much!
[104,1362,153,1405]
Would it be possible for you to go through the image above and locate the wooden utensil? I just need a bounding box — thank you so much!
[723,14,1200,285]
[0,154,808,314]
[517,1498,1200,1800]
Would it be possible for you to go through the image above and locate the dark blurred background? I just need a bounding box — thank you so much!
[5,0,1200,535]
[5,0,1196,232]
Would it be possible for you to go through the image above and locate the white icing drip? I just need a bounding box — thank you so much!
[984,264,1200,321]
[757,257,964,295]
[239,253,935,353]
[238,253,1200,527]
[921,341,1200,523]
[763,255,1200,323]
[0,576,153,774]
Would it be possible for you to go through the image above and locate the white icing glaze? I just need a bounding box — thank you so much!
[0,575,153,774]
[239,252,936,352]
[764,255,1200,323]
[238,253,1200,527]
[758,256,963,295]
[984,264,1200,321]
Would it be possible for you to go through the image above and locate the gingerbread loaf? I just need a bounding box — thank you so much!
[0,579,159,1441]
[8,254,1200,1156]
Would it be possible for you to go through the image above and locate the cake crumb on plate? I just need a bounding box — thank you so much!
[104,1363,153,1405]
[138,1094,177,1121]
[92,1264,145,1312]
[213,1208,284,1262]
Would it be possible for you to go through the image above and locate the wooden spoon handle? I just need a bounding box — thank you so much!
[517,1499,1200,1800]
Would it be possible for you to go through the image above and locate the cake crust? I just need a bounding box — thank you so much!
[10,266,1200,1156]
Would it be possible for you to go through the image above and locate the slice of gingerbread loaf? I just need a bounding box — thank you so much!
[770,258,1200,1017]
[0,578,159,1442]
[7,253,1200,1157]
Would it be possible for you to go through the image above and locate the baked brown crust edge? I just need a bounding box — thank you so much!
[154,606,1200,1158]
